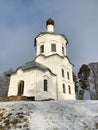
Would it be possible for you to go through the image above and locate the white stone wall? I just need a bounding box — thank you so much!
[36,34,67,57]
[35,32,75,100]
[8,68,57,100]
[35,54,75,100]
[8,22,75,100]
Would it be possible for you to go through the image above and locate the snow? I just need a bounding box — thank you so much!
[0,101,98,130]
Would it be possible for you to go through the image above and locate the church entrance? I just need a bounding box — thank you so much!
[17,80,24,96]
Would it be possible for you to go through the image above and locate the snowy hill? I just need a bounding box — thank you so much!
[0,101,98,130]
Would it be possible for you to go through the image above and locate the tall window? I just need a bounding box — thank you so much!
[44,79,48,91]
[17,80,24,96]
[68,85,71,94]
[63,84,66,93]
[62,46,64,55]
[67,71,70,80]
[61,69,65,77]
[51,44,56,52]
[40,45,44,53]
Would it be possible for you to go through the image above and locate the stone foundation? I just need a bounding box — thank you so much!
[0,96,35,102]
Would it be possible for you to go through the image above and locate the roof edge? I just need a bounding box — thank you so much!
[34,32,68,47]
[34,53,74,66]
[7,61,56,76]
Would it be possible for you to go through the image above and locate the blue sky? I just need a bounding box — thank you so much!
[0,0,98,74]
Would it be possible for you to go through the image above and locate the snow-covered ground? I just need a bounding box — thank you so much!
[0,101,98,130]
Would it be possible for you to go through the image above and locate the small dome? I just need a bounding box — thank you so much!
[46,18,54,26]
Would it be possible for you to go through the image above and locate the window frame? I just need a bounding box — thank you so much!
[61,69,65,77]
[67,71,70,80]
[62,46,65,55]
[40,45,44,53]
[51,43,56,52]
[68,85,71,94]
[44,79,48,91]
[63,83,66,93]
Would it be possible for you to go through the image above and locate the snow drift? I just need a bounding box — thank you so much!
[0,101,98,130]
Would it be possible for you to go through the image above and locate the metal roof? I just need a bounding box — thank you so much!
[46,18,54,26]
[7,61,56,76]
[21,61,49,71]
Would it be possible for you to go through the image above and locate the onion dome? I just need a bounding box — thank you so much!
[46,18,54,26]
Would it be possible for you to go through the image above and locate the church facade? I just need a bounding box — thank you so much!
[8,18,76,100]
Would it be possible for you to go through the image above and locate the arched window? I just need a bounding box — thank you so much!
[51,44,56,52]
[44,79,48,91]
[68,85,71,94]
[61,69,65,77]
[62,46,64,55]
[40,45,44,53]
[17,80,24,96]
[67,71,70,80]
[63,83,66,93]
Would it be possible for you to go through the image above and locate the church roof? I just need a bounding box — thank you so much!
[34,32,68,46]
[46,18,54,26]
[21,61,49,71]
[7,61,56,76]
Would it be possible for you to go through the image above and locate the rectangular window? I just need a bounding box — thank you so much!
[67,72,70,80]
[68,85,71,94]
[51,44,56,52]
[63,84,66,93]
[62,69,64,77]
[44,79,48,91]
[40,45,44,53]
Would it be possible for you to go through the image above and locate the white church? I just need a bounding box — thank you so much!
[8,18,76,100]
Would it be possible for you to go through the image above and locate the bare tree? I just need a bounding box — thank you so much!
[0,69,13,97]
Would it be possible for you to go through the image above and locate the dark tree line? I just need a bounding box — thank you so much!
[78,64,90,90]
[73,64,92,99]
[0,69,13,97]
[78,64,90,99]
[74,63,98,100]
